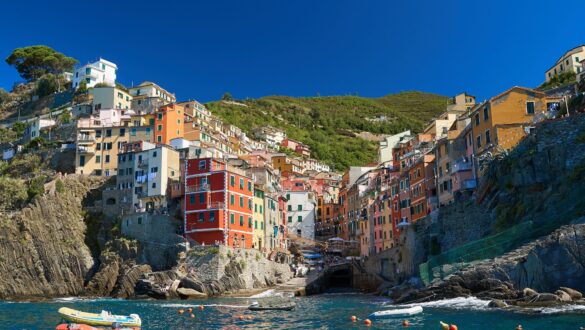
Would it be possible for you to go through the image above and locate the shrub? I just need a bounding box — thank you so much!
[55,179,64,193]
[207,247,219,254]
[26,174,47,200]
[0,176,28,210]
[36,74,59,97]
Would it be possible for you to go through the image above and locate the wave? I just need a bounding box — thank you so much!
[247,290,294,299]
[399,297,491,311]
[52,297,123,303]
[533,304,585,314]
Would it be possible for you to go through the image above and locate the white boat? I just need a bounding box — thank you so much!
[369,305,423,318]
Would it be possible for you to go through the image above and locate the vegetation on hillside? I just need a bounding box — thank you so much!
[538,71,576,91]
[206,92,448,170]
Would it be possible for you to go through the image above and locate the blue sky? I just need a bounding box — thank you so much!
[1,0,584,102]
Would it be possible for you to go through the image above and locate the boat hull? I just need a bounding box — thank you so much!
[369,306,423,318]
[58,307,141,327]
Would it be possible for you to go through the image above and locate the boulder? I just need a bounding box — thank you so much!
[487,299,508,308]
[555,290,572,302]
[522,288,538,297]
[533,293,561,303]
[176,287,208,299]
[559,287,583,300]
[180,276,206,293]
[168,279,181,298]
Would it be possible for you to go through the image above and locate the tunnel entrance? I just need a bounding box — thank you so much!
[327,268,352,287]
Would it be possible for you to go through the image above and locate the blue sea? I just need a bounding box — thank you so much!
[1,293,584,329]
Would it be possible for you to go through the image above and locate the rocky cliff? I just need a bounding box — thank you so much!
[398,222,585,304]
[136,246,294,299]
[0,175,105,300]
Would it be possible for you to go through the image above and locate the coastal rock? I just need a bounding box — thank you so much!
[559,287,582,300]
[522,288,538,297]
[488,299,508,308]
[555,290,572,302]
[176,288,207,299]
[114,264,152,298]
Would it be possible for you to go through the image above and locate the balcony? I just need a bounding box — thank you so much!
[463,179,477,190]
[77,146,94,154]
[397,220,410,228]
[451,161,473,174]
[208,202,225,209]
[185,183,211,193]
[77,134,95,144]
[138,160,149,168]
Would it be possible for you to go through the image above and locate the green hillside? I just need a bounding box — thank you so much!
[206,91,448,170]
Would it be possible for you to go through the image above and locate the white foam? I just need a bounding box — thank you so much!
[400,296,491,311]
[249,290,275,298]
[533,304,585,314]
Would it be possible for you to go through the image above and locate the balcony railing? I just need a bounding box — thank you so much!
[77,134,95,143]
[208,202,225,209]
[185,183,210,193]
[451,161,472,174]
[77,146,94,154]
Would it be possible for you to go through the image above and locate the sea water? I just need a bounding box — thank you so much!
[1,293,584,329]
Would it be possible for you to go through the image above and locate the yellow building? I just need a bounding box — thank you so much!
[470,86,557,157]
[253,187,266,251]
[272,154,303,175]
[545,45,585,82]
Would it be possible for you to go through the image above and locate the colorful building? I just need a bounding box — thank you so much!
[184,158,254,248]
[154,103,184,144]
[252,186,266,250]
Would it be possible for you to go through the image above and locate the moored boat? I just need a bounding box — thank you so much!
[368,305,423,318]
[248,301,296,311]
[58,307,141,327]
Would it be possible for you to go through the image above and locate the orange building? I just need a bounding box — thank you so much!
[154,103,184,144]
[470,86,559,156]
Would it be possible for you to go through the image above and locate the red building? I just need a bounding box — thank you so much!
[184,158,254,248]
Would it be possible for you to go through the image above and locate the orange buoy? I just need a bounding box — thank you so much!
[246,316,253,320]
[187,307,193,313]
[350,315,357,322]
[402,319,410,327]
[199,305,204,310]
[449,325,458,330]
[364,319,372,326]
[238,315,245,320]
[178,309,184,315]
[190,313,195,319]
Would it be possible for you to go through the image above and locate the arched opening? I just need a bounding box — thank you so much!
[106,197,116,205]
[328,268,352,287]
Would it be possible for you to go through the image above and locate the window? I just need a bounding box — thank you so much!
[474,113,480,126]
[209,212,215,222]
[239,196,244,207]
[96,130,102,138]
[255,204,257,212]
[526,101,535,114]
[483,107,489,120]
[96,143,101,151]
[239,178,244,189]
[152,151,157,158]
[106,129,112,137]
[254,220,258,229]
[119,128,125,136]
[230,213,235,224]
[297,216,302,222]
[85,67,91,75]
[150,167,158,173]
[199,160,206,169]
[298,205,302,211]
[105,155,110,163]
[157,136,162,143]
[239,215,244,226]
[248,181,252,191]
[476,135,482,148]
[199,193,205,203]
[190,194,195,204]
[249,199,253,210]
[131,128,137,136]
[230,175,235,187]
[288,216,292,223]
[198,213,204,223]
[287,205,292,211]
[485,129,491,144]
[248,217,253,228]
[96,155,101,163]
[260,205,263,214]
[152,182,156,189]
[157,113,163,120]
[157,125,162,132]
[230,194,235,205]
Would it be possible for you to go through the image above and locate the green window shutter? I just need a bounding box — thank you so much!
[298,216,302,222]
[288,216,292,223]
[230,214,234,224]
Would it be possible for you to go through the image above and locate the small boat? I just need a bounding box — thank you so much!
[56,324,99,330]
[368,305,423,318]
[248,301,296,311]
[58,307,141,327]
